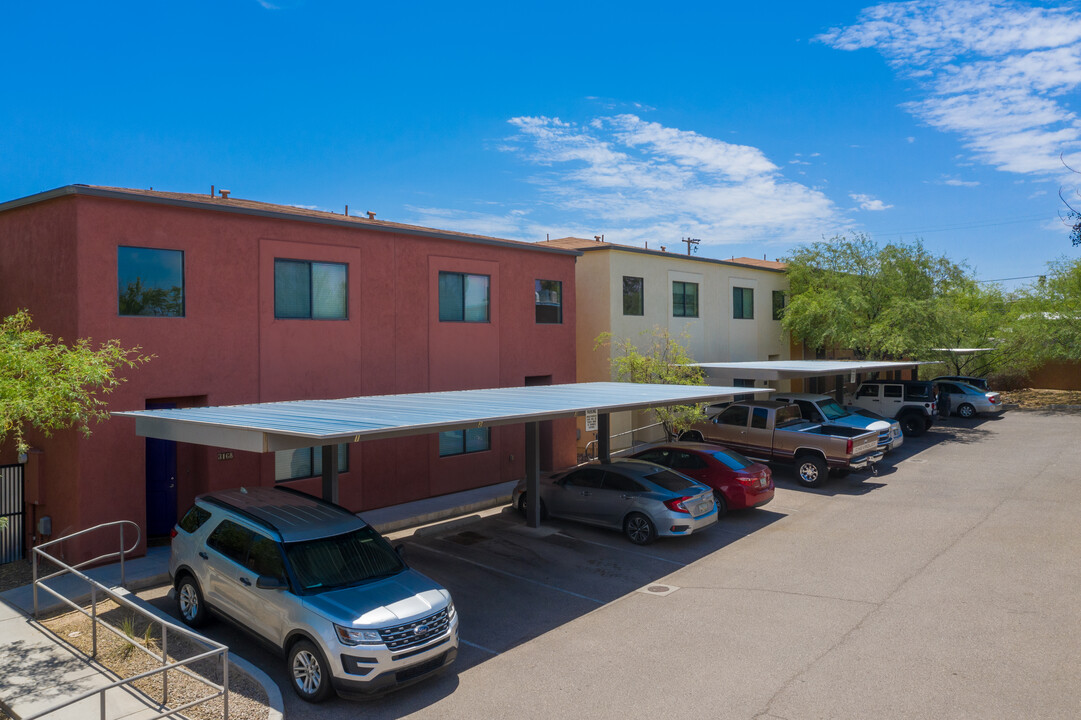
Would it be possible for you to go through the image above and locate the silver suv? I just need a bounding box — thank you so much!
[169,487,458,702]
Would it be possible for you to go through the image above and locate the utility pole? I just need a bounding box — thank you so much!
[682,237,700,256]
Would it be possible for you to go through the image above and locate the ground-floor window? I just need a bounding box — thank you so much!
[274,443,348,481]
[439,428,491,457]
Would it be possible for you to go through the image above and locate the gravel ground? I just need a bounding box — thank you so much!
[1000,387,1081,411]
[0,559,33,594]
[40,600,269,720]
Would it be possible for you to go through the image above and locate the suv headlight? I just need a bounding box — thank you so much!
[335,624,382,646]
[447,600,457,620]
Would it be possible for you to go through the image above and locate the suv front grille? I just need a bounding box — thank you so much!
[380,608,450,653]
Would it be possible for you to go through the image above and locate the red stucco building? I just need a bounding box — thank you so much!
[0,185,578,555]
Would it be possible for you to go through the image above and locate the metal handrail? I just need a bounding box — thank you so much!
[29,521,230,720]
[583,421,667,461]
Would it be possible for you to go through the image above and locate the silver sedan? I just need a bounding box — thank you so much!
[512,459,718,545]
[936,381,1005,418]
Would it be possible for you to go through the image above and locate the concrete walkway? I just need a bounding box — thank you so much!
[0,480,516,719]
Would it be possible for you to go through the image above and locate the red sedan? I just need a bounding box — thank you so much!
[629,442,774,514]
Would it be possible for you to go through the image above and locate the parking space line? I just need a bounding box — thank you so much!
[410,544,605,604]
[550,534,688,566]
[458,638,499,655]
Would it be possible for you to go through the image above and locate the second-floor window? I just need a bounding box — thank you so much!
[733,287,754,319]
[439,272,490,322]
[772,290,786,320]
[118,246,185,317]
[623,276,644,315]
[672,281,699,318]
[535,279,562,323]
[274,259,348,319]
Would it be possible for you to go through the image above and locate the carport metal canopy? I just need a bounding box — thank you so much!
[693,359,922,381]
[114,381,771,528]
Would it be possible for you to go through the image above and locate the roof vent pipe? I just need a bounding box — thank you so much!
[367,211,376,220]
[210,185,215,197]
[594,235,601,242]
[219,189,231,199]
[345,205,349,216]
[660,245,667,252]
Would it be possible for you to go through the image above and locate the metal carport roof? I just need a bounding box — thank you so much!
[113,381,771,453]
[114,381,771,527]
[694,359,924,381]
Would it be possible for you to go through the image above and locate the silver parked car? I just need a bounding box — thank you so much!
[512,459,717,545]
[934,380,1005,418]
[170,487,458,703]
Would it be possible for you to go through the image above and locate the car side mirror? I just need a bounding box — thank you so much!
[256,575,287,590]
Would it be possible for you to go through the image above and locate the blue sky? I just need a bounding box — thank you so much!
[4,1,1081,287]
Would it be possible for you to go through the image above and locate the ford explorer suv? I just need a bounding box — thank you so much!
[772,392,903,452]
[848,380,937,437]
[170,486,458,702]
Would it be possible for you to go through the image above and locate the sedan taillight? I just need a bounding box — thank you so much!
[663,496,693,514]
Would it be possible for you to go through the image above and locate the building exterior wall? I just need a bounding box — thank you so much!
[0,190,577,557]
[570,245,791,454]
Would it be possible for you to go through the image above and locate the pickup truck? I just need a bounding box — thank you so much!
[679,400,884,487]
[771,392,904,453]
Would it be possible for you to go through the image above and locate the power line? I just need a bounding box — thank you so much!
[977,274,1044,284]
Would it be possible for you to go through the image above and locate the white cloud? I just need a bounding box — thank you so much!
[408,115,848,246]
[849,192,894,210]
[906,136,916,143]
[818,0,1081,177]
[937,175,981,186]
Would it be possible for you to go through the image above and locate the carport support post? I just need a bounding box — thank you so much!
[525,421,541,528]
[835,374,845,404]
[598,412,610,463]
[321,444,339,504]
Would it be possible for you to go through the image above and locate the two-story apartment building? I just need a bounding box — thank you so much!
[0,185,579,552]
[540,237,792,453]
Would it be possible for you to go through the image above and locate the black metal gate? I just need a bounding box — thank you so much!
[0,463,24,564]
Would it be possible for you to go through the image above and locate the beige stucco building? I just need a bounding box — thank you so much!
[541,237,793,455]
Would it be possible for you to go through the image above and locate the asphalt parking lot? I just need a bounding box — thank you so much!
[141,409,1081,719]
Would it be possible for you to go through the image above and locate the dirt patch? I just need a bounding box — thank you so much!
[40,599,269,720]
[0,558,32,594]
[1000,388,1081,411]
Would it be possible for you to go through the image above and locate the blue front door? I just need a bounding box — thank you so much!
[145,402,177,537]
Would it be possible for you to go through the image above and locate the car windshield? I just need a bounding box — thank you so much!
[818,400,849,420]
[284,526,404,593]
[711,449,754,470]
[645,469,699,493]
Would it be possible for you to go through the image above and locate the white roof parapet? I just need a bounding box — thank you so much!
[113,382,771,453]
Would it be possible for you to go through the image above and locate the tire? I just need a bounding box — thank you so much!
[712,490,728,517]
[518,493,547,520]
[958,403,976,419]
[899,413,926,437]
[288,639,334,703]
[623,512,656,545]
[678,431,704,442]
[175,574,209,628]
[795,454,828,488]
